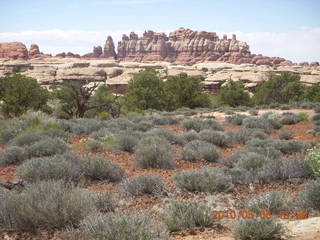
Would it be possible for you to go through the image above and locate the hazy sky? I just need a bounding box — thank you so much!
[1,0,319,62]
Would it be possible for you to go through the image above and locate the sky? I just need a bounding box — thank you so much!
[0,0,319,62]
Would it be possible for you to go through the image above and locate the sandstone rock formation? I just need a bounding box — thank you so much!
[28,44,40,58]
[103,36,117,59]
[0,42,28,59]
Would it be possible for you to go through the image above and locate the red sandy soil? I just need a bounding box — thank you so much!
[0,110,319,240]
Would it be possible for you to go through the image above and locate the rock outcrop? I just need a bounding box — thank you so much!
[28,44,40,58]
[103,36,117,59]
[0,42,28,59]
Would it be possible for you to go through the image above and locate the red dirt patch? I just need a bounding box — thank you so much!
[0,165,18,181]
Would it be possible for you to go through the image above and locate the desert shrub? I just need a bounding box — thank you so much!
[134,136,174,169]
[313,114,320,121]
[90,192,116,213]
[83,139,105,152]
[234,151,266,171]
[247,139,283,159]
[298,112,310,121]
[16,153,124,183]
[119,174,166,197]
[90,128,113,141]
[248,139,306,155]
[80,156,124,182]
[280,114,300,125]
[305,148,320,177]
[305,84,320,102]
[59,119,105,135]
[281,156,313,179]
[133,120,154,132]
[9,132,51,147]
[257,158,283,183]
[234,128,267,144]
[182,140,219,162]
[180,118,222,132]
[61,211,169,240]
[243,117,274,133]
[161,200,215,232]
[0,180,94,231]
[179,131,199,143]
[276,140,307,154]
[278,129,293,140]
[300,180,320,210]
[234,218,284,240]
[229,168,255,185]
[0,146,26,167]
[268,118,283,129]
[174,167,232,192]
[152,115,178,125]
[116,131,143,153]
[226,114,247,125]
[25,137,70,159]
[246,191,290,214]
[146,128,184,145]
[199,130,229,147]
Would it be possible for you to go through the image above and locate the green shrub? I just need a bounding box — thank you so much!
[179,131,199,143]
[247,139,283,159]
[26,138,70,158]
[300,180,320,210]
[90,192,116,213]
[304,84,320,102]
[257,158,283,183]
[280,114,300,125]
[298,112,310,121]
[161,200,215,232]
[226,114,247,125]
[199,130,229,147]
[243,117,274,133]
[218,80,251,107]
[234,151,266,171]
[0,146,26,167]
[182,140,219,162]
[249,109,259,116]
[0,180,94,231]
[281,155,313,179]
[313,114,320,121]
[83,139,105,152]
[305,148,320,177]
[180,118,222,132]
[174,167,232,192]
[246,191,290,214]
[61,211,169,240]
[134,136,174,169]
[278,129,293,140]
[133,120,154,132]
[119,174,166,197]
[10,132,50,147]
[234,218,284,240]
[152,115,178,125]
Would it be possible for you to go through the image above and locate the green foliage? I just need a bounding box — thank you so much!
[226,114,248,125]
[119,174,166,197]
[26,138,70,159]
[306,148,320,177]
[278,129,293,140]
[161,200,215,232]
[0,74,49,117]
[174,167,232,192]
[218,80,251,107]
[300,180,320,210]
[234,218,284,240]
[124,68,166,111]
[134,136,174,169]
[164,73,211,110]
[253,72,305,105]
[298,112,310,121]
[0,146,26,167]
[305,84,320,102]
[199,129,229,147]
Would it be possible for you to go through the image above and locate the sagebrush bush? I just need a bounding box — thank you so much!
[234,128,267,144]
[174,167,232,192]
[312,114,320,121]
[229,168,255,185]
[226,114,247,125]
[0,146,26,167]
[9,132,50,147]
[90,192,116,213]
[26,137,70,158]
[146,128,184,145]
[247,139,283,159]
[181,118,222,132]
[182,140,219,162]
[246,191,290,214]
[83,139,105,152]
[281,155,313,179]
[278,129,293,140]
[243,117,274,133]
[234,151,266,171]
[133,120,154,132]
[234,218,284,240]
[161,200,215,232]
[152,115,178,125]
[119,174,166,197]
[300,180,320,210]
[16,153,124,183]
[60,211,169,240]
[257,158,283,183]
[116,131,142,153]
[179,131,199,143]
[199,129,229,147]
[134,136,174,169]
[90,128,114,141]
[0,180,94,231]
[249,109,259,116]
[306,148,320,177]
[280,114,300,125]
[298,112,310,121]
[248,139,306,155]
